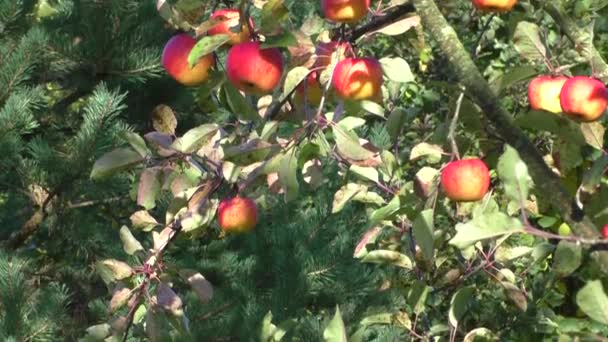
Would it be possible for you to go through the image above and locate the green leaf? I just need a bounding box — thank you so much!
[223,82,260,122]
[361,250,413,269]
[282,66,309,100]
[579,155,608,194]
[84,323,111,340]
[323,306,347,342]
[576,280,608,325]
[497,145,533,205]
[96,259,133,283]
[379,57,414,83]
[413,209,435,261]
[188,35,230,67]
[261,0,289,33]
[119,226,144,255]
[349,165,379,183]
[369,195,402,224]
[407,280,430,314]
[409,142,443,164]
[171,124,218,153]
[90,148,144,180]
[449,212,524,249]
[260,31,297,49]
[553,241,582,277]
[512,21,547,61]
[463,328,498,342]
[360,313,392,326]
[386,108,407,141]
[332,183,367,213]
[278,148,299,202]
[359,100,385,117]
[137,167,162,210]
[516,110,585,145]
[580,122,605,150]
[338,117,366,131]
[490,65,537,95]
[130,210,160,231]
[122,131,151,157]
[449,287,474,327]
[223,139,277,165]
[332,126,375,161]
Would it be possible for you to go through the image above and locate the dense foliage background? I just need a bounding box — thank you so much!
[1,0,608,341]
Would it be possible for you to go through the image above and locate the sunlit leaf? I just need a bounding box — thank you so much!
[361,250,412,269]
[323,306,347,342]
[449,212,524,249]
[119,225,144,255]
[449,287,474,327]
[90,148,144,180]
[576,280,608,325]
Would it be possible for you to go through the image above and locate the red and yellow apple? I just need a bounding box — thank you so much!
[602,224,608,239]
[440,158,490,202]
[472,0,517,12]
[162,33,214,86]
[207,8,253,45]
[527,75,568,114]
[218,196,258,233]
[332,57,383,102]
[226,41,284,94]
[559,76,608,122]
[321,0,371,23]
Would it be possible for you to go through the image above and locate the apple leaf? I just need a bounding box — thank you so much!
[512,21,547,61]
[323,306,347,342]
[96,259,134,283]
[367,15,420,36]
[119,225,144,255]
[84,323,111,340]
[223,139,278,165]
[223,81,260,122]
[260,311,294,342]
[580,121,605,150]
[130,210,160,231]
[410,142,443,164]
[332,183,367,213]
[463,328,498,342]
[497,145,533,206]
[188,34,230,68]
[260,0,289,32]
[137,167,162,210]
[180,271,213,303]
[579,154,608,194]
[449,287,474,327]
[278,148,299,202]
[501,281,528,312]
[349,164,379,183]
[282,66,309,101]
[90,148,144,180]
[386,108,408,141]
[260,31,298,49]
[151,104,177,135]
[412,209,435,262]
[449,212,524,249]
[338,116,366,131]
[353,226,382,258]
[109,282,133,313]
[170,124,218,153]
[369,195,403,224]
[576,280,608,325]
[121,131,151,157]
[359,100,385,117]
[407,280,431,315]
[553,241,582,277]
[332,125,375,161]
[157,282,183,315]
[489,65,537,95]
[361,250,413,269]
[515,110,586,145]
[379,57,414,83]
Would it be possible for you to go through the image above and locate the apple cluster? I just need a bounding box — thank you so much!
[528,75,608,122]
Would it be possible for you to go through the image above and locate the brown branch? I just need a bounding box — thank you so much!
[411,0,601,239]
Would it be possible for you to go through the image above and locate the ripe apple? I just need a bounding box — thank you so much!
[207,8,253,45]
[527,75,568,114]
[321,0,370,23]
[559,76,608,122]
[602,224,608,239]
[218,196,258,233]
[162,34,214,86]
[440,158,490,202]
[226,41,284,94]
[472,0,517,12]
[332,57,383,102]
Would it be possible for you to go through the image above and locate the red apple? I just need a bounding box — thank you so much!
[602,224,608,239]
[528,75,568,114]
[207,8,253,45]
[218,196,258,233]
[321,0,371,23]
[559,76,608,122]
[162,34,214,86]
[226,41,284,95]
[440,159,490,202]
[332,57,383,102]
[472,0,517,12]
